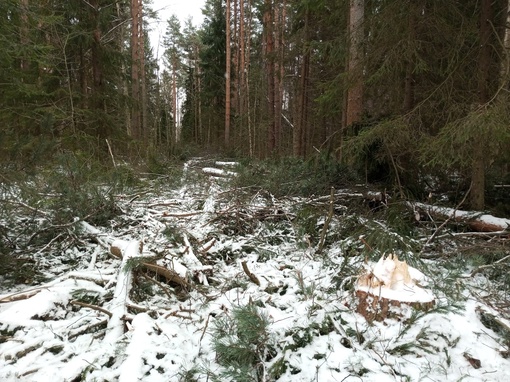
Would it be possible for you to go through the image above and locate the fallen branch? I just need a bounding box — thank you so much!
[142,262,190,288]
[241,261,260,286]
[68,319,108,340]
[419,186,471,251]
[139,272,174,300]
[470,254,510,277]
[0,289,41,303]
[110,243,189,288]
[160,211,202,218]
[105,240,142,343]
[70,300,112,318]
[199,238,216,253]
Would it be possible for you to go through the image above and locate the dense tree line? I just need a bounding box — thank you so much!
[182,0,510,210]
[1,0,509,210]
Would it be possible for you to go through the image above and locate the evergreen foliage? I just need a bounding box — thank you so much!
[1,0,509,210]
[211,304,273,382]
[233,155,358,197]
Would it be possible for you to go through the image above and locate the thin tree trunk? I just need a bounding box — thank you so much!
[197,49,203,144]
[471,0,493,210]
[403,2,416,113]
[117,2,131,136]
[233,0,239,118]
[225,0,232,148]
[346,0,364,127]
[131,0,141,139]
[139,0,148,144]
[246,0,254,156]
[91,0,104,138]
[264,0,275,155]
[20,0,29,74]
[172,56,178,147]
[294,9,309,158]
[273,2,284,152]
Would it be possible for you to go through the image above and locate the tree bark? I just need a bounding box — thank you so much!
[225,0,232,148]
[139,1,148,144]
[273,1,285,152]
[20,0,29,74]
[130,0,141,140]
[403,2,417,113]
[471,0,492,210]
[500,0,510,89]
[294,9,309,158]
[346,0,364,127]
[264,0,276,155]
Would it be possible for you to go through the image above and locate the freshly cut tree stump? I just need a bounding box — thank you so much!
[355,254,435,322]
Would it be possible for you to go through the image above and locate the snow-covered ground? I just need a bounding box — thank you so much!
[1,158,509,381]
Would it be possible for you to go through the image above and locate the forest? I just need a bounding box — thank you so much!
[1,1,510,381]
[0,0,509,210]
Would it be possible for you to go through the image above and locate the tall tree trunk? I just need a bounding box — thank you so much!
[130,0,141,140]
[195,45,203,145]
[91,0,104,138]
[20,0,29,74]
[264,0,276,155]
[294,9,309,158]
[117,2,131,136]
[403,2,417,113]
[273,1,285,152]
[139,3,148,144]
[471,0,493,210]
[346,0,364,127]
[233,0,239,118]
[500,0,510,89]
[225,0,232,148]
[172,56,178,147]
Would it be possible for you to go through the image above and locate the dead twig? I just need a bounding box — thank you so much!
[470,254,510,277]
[241,261,260,286]
[420,183,472,253]
[316,187,335,255]
[70,300,112,318]
[139,271,174,301]
[0,289,42,303]
[68,319,108,340]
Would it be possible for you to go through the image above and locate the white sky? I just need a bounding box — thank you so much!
[149,0,206,59]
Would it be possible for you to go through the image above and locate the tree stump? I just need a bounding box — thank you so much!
[355,254,435,322]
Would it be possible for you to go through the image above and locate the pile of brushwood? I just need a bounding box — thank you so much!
[0,155,509,382]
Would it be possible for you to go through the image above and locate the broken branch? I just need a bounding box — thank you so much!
[241,261,260,286]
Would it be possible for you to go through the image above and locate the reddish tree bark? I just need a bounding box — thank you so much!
[225,0,232,147]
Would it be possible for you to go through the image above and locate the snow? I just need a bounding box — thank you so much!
[414,202,510,230]
[1,158,509,381]
[357,254,436,303]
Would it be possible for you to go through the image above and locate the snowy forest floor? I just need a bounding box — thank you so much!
[0,157,509,382]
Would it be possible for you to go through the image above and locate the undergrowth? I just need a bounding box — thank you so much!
[211,304,274,382]
[233,155,358,197]
[0,151,184,286]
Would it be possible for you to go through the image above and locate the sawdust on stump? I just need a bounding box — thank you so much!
[355,254,435,322]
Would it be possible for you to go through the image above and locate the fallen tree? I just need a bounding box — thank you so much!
[411,202,510,233]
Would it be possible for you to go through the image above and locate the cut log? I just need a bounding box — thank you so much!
[202,167,236,177]
[412,202,510,233]
[105,240,141,343]
[110,243,190,288]
[355,254,435,322]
